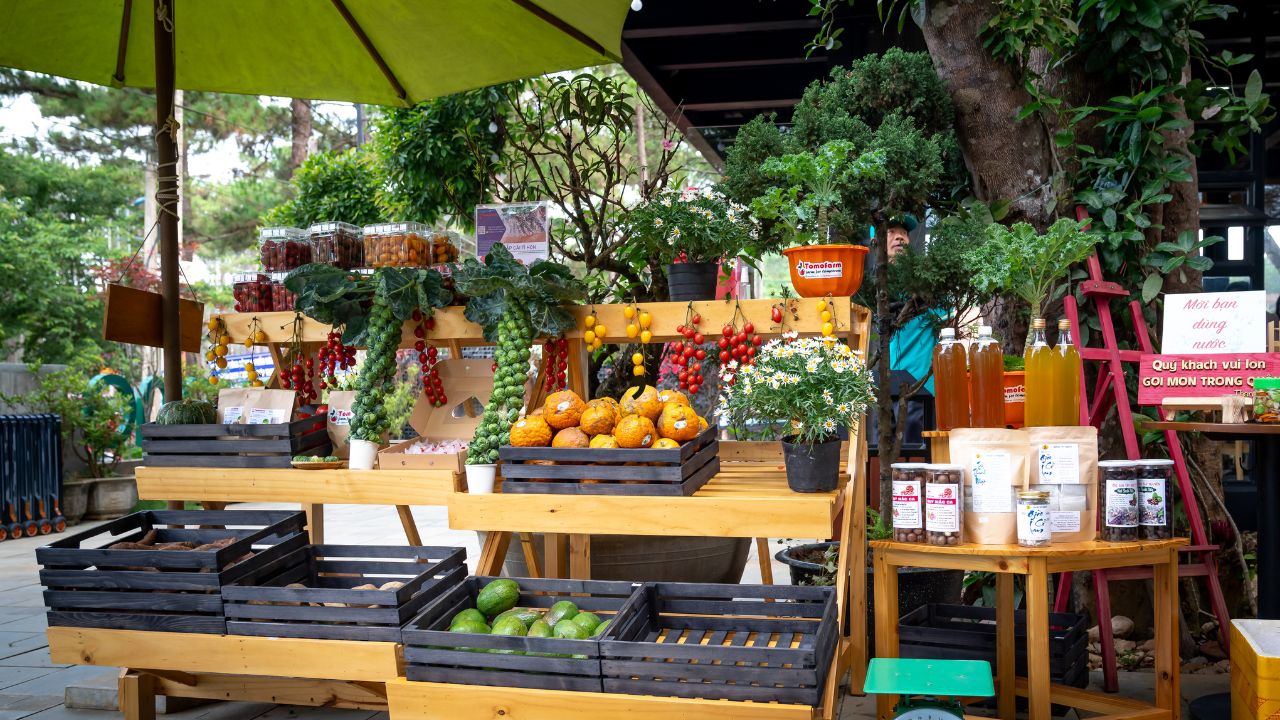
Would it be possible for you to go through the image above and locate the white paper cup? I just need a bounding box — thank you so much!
[465,463,497,494]
[349,439,380,470]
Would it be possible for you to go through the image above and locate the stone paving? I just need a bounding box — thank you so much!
[0,502,1230,719]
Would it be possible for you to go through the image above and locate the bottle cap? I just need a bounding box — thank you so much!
[940,328,955,338]
[1058,318,1072,330]
[1031,318,1047,329]
[1018,490,1051,500]
[978,325,992,335]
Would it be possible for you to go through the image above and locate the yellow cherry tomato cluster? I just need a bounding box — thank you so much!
[582,307,606,351]
[632,351,645,377]
[817,298,835,337]
[242,317,268,349]
[204,317,231,384]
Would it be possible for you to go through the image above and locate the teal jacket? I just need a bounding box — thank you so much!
[889,313,939,395]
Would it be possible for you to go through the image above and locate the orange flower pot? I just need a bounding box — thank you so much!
[1004,370,1025,429]
[782,244,869,298]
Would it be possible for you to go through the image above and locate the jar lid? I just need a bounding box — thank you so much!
[1138,459,1175,466]
[1018,490,1050,500]
[1254,378,1280,390]
[363,221,427,235]
[308,221,361,236]
[259,226,305,240]
[1097,460,1137,467]
[926,464,965,472]
[890,463,928,469]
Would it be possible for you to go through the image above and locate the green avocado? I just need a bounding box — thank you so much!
[449,608,486,629]
[570,612,601,633]
[527,619,554,638]
[489,615,528,655]
[553,619,590,640]
[493,608,543,628]
[590,619,612,638]
[476,579,520,618]
[544,600,579,627]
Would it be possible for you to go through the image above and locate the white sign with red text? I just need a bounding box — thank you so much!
[1161,291,1265,354]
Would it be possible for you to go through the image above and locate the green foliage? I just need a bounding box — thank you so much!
[285,264,451,347]
[969,219,1099,322]
[622,188,758,266]
[374,86,509,228]
[718,115,789,221]
[720,336,874,446]
[263,148,382,228]
[451,243,585,343]
[750,140,886,245]
[888,215,994,328]
[1142,231,1222,302]
[0,360,132,479]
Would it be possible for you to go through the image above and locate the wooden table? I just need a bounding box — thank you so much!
[870,538,1187,720]
[136,466,459,544]
[1141,420,1280,617]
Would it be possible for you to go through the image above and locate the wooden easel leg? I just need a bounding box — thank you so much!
[477,531,511,576]
[1094,568,1119,692]
[755,538,774,584]
[1025,558,1051,720]
[118,669,156,720]
[569,534,591,580]
[544,534,566,579]
[395,505,422,546]
[1154,550,1180,717]
[996,573,1016,720]
[304,504,324,544]
[519,533,543,578]
[873,549,899,720]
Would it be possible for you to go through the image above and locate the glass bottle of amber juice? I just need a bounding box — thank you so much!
[1023,318,1053,427]
[933,327,970,430]
[969,325,1005,427]
[1052,318,1082,425]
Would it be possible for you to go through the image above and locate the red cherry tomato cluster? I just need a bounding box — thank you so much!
[317,330,357,390]
[672,310,707,395]
[412,309,447,408]
[718,306,763,385]
[281,353,317,403]
[542,337,569,392]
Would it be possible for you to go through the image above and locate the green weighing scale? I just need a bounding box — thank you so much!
[863,658,995,719]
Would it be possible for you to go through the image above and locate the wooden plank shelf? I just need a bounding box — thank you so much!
[137,466,459,506]
[448,467,848,539]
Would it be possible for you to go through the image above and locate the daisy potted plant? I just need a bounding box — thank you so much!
[719,335,874,492]
[623,186,758,301]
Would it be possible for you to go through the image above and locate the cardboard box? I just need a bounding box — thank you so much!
[378,359,493,472]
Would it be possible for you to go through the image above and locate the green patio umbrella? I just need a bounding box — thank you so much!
[0,0,629,398]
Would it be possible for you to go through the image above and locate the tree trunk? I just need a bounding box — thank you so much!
[873,226,899,515]
[288,98,313,178]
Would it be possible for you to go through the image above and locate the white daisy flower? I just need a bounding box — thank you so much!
[823,419,836,432]
[823,390,834,405]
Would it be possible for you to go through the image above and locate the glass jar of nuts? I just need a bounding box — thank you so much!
[1137,459,1175,540]
[890,463,927,543]
[925,464,965,546]
[1098,460,1139,542]
[362,222,430,267]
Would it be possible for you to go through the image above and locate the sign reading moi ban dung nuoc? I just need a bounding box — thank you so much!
[1161,290,1265,354]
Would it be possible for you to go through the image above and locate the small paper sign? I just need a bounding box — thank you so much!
[1137,352,1280,405]
[475,201,550,265]
[1161,291,1265,354]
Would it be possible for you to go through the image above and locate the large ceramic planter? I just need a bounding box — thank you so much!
[667,261,719,301]
[781,435,842,493]
[61,478,92,525]
[1004,370,1026,429]
[775,541,964,653]
[85,475,138,520]
[501,533,750,584]
[782,244,868,297]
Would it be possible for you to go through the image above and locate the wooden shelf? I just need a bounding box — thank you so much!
[47,627,402,681]
[385,678,818,720]
[136,466,458,506]
[870,538,1188,574]
[448,466,847,539]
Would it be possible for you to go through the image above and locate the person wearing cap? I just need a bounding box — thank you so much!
[875,213,938,395]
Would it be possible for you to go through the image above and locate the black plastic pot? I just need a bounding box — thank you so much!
[781,436,841,492]
[667,262,719,301]
[775,541,964,655]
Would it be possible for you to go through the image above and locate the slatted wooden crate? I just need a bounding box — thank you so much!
[140,416,329,468]
[403,576,638,692]
[498,426,719,495]
[221,544,466,642]
[899,603,1090,688]
[600,582,838,706]
[36,510,307,634]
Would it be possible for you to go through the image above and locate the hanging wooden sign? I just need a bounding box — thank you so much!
[1136,352,1280,405]
[103,283,204,352]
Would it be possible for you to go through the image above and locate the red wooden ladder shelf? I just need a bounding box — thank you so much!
[1059,253,1231,692]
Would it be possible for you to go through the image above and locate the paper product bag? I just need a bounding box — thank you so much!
[326,391,357,458]
[242,389,296,425]
[1027,425,1098,542]
[217,388,249,424]
[951,428,1029,544]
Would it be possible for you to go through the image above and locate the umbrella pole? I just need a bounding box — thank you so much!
[154,0,181,401]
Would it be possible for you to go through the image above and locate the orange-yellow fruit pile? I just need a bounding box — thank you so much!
[506,386,709,449]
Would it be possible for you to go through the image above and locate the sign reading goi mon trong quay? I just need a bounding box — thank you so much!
[1137,353,1280,405]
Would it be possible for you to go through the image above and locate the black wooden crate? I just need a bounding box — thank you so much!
[403,576,638,692]
[601,582,838,706]
[140,416,329,468]
[498,426,720,496]
[37,510,307,634]
[222,544,466,642]
[899,603,1090,688]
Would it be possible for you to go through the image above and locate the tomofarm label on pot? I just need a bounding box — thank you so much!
[794,259,843,279]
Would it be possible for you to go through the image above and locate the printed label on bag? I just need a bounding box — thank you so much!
[222,406,243,423]
[1050,511,1082,533]
[1037,443,1081,483]
[925,483,960,533]
[1104,479,1140,528]
[1139,478,1168,527]
[892,481,923,529]
[248,408,287,425]
[329,407,353,426]
[970,450,1013,513]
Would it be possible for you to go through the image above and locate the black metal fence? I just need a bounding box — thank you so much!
[0,415,65,540]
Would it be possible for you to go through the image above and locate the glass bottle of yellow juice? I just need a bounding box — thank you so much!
[933,328,970,431]
[969,325,1005,427]
[1023,318,1053,427]
[1052,318,1082,425]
